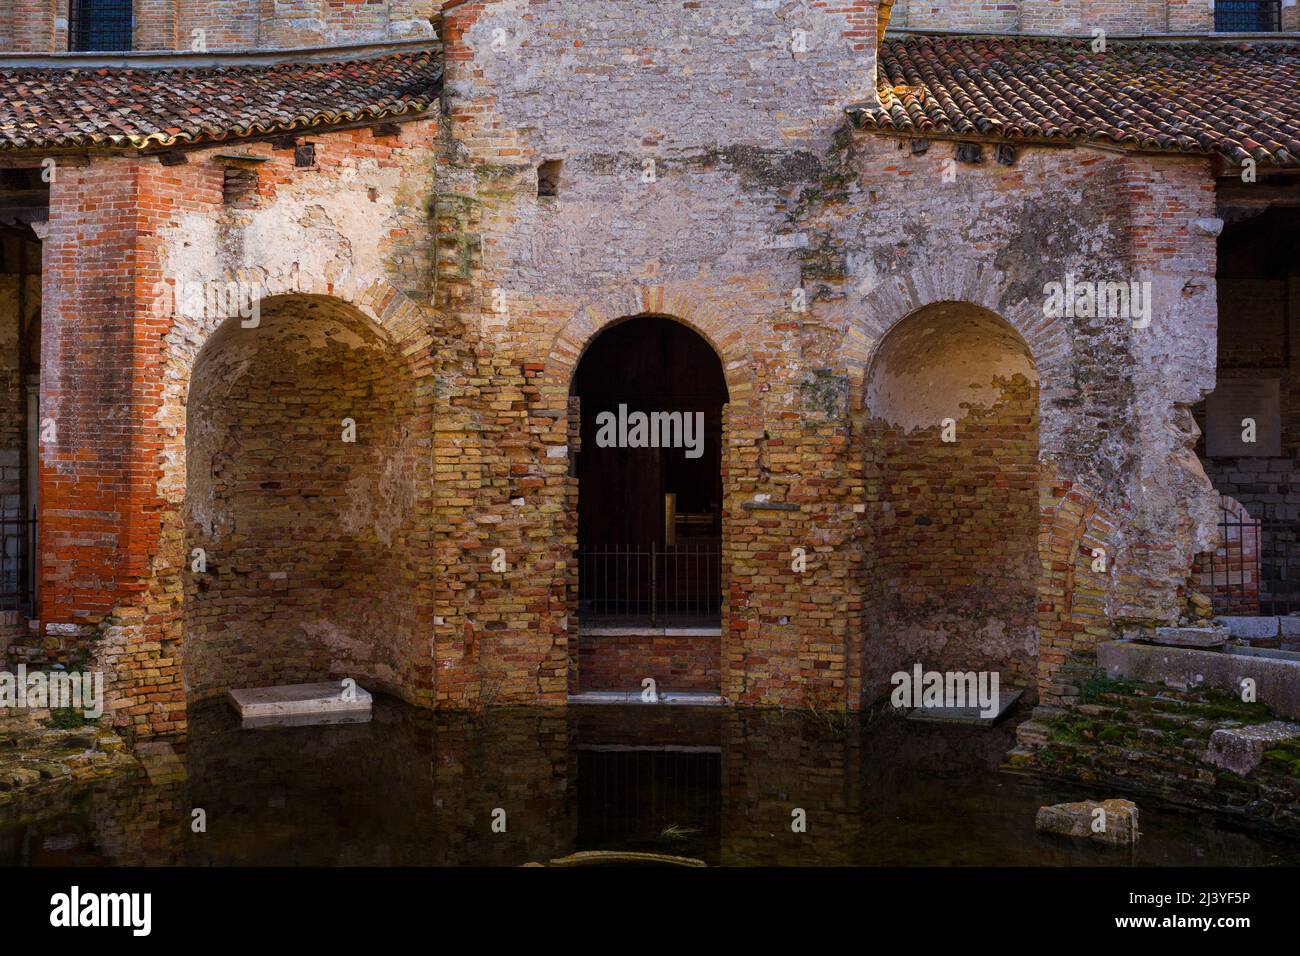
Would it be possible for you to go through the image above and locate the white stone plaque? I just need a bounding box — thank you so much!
[1206,377,1281,457]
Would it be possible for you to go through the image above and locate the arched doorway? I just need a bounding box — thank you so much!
[183,294,430,705]
[570,315,729,694]
[864,301,1040,689]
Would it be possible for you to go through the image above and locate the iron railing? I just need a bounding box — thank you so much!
[578,542,721,626]
[67,0,134,52]
[0,511,36,616]
[1215,1,1283,32]
[1197,497,1300,616]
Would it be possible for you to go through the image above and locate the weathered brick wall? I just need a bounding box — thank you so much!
[576,632,721,693]
[0,0,435,53]
[1190,496,1260,613]
[174,0,437,50]
[41,155,170,682]
[1020,0,1083,33]
[183,294,430,704]
[800,133,1218,702]
[28,5,1228,731]
[426,0,1221,711]
[889,0,1237,32]
[1078,0,1168,32]
[35,119,444,735]
[436,0,877,709]
[5,0,57,52]
[135,0,177,50]
[895,0,1021,31]
[1166,0,1212,32]
[868,374,1041,689]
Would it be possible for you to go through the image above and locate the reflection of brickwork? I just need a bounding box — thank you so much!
[3,700,1294,865]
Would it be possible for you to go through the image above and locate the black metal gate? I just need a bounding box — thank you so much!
[1201,497,1300,616]
[578,542,721,626]
[0,510,36,615]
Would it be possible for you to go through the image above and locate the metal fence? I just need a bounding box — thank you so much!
[67,0,135,52]
[1215,0,1283,31]
[0,511,36,615]
[578,542,721,626]
[1198,497,1300,616]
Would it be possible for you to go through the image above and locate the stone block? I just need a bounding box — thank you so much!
[1150,625,1229,648]
[1218,616,1280,640]
[228,681,373,727]
[1035,798,1140,846]
[1099,640,1300,720]
[1203,721,1300,776]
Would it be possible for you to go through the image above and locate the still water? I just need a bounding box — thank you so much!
[2,698,1298,866]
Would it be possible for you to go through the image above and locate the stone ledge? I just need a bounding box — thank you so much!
[228,682,373,726]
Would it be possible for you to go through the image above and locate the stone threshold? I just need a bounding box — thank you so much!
[228,681,373,728]
[567,691,727,706]
[579,627,722,637]
[905,689,1023,726]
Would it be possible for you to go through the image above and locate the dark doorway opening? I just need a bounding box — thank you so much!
[571,316,728,628]
[0,169,45,625]
[1193,195,1300,615]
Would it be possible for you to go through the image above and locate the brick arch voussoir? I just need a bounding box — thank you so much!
[836,262,1073,410]
[543,287,752,401]
[174,271,437,383]
[1037,476,1117,695]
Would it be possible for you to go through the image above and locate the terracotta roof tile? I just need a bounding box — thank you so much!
[851,35,1300,167]
[0,49,441,151]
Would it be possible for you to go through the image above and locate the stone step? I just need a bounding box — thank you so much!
[905,688,1023,726]
[228,681,373,728]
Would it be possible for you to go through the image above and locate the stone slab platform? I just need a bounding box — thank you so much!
[568,690,725,706]
[228,681,372,728]
[905,689,1023,726]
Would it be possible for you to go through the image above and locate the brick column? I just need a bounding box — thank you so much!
[1167,0,1214,32]
[10,0,56,52]
[134,0,178,50]
[1022,0,1083,32]
[40,156,182,734]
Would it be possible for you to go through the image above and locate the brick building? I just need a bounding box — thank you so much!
[0,0,1297,737]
